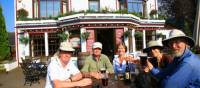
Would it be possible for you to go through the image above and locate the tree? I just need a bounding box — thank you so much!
[0,5,10,61]
[159,0,197,37]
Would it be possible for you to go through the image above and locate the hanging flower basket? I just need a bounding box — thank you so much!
[19,36,29,45]
[123,31,131,38]
[57,32,69,42]
[156,33,166,39]
[135,32,143,39]
[81,32,90,40]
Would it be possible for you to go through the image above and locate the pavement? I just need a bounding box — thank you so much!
[0,67,46,88]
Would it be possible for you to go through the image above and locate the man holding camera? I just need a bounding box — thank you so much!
[144,29,200,88]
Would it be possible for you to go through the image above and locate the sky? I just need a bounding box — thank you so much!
[0,0,14,32]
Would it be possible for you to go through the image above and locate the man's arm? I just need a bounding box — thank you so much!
[104,56,114,73]
[81,56,90,72]
[71,72,83,81]
[53,78,92,88]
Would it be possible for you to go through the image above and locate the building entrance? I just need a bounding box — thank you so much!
[96,29,114,61]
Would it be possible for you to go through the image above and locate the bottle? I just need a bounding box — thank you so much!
[124,61,131,82]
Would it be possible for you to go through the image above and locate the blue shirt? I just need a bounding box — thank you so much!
[113,56,135,74]
[151,48,200,88]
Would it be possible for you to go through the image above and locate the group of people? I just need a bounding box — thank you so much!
[45,29,200,88]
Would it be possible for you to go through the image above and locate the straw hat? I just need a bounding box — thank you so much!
[92,42,102,49]
[143,40,163,53]
[162,29,195,47]
[59,42,75,52]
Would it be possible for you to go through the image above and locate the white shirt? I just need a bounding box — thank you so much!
[45,56,80,88]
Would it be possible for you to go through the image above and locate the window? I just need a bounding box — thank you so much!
[62,0,69,14]
[89,0,99,12]
[30,34,45,56]
[135,31,143,51]
[48,33,60,56]
[40,0,61,18]
[119,0,127,10]
[127,0,143,13]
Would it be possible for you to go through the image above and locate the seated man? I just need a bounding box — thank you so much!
[45,42,92,88]
[81,42,114,79]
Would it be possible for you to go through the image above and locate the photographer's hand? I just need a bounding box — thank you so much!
[146,60,153,70]
[144,60,154,72]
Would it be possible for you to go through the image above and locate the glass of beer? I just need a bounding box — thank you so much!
[102,76,108,86]
[100,68,106,73]
[100,68,108,86]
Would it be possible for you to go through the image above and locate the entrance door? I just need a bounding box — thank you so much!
[96,29,114,60]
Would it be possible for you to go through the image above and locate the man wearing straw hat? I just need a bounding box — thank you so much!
[145,29,200,88]
[45,42,92,88]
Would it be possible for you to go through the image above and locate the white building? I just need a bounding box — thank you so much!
[15,0,169,63]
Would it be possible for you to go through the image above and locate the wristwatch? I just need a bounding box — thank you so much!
[69,77,72,82]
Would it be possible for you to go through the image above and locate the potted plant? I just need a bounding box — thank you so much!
[135,31,143,39]
[19,36,29,45]
[81,32,90,40]
[150,10,157,19]
[57,32,69,42]
[156,33,166,39]
[17,9,28,20]
[123,31,131,38]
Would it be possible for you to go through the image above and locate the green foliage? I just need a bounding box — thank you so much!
[17,9,145,21]
[156,33,166,39]
[183,20,192,37]
[81,32,90,40]
[130,12,143,18]
[101,7,109,13]
[57,32,69,42]
[0,5,10,61]
[150,10,157,16]
[135,31,143,38]
[17,8,28,20]
[123,31,131,38]
[191,46,200,54]
[159,0,196,34]
[19,36,29,45]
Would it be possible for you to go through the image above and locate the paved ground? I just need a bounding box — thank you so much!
[0,67,45,88]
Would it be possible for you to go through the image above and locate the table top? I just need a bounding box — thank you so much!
[80,65,159,88]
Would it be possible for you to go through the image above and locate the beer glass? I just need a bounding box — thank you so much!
[102,73,108,86]
[100,68,108,86]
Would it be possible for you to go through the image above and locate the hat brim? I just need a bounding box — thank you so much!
[143,46,163,53]
[59,48,75,52]
[162,36,195,47]
[92,47,102,49]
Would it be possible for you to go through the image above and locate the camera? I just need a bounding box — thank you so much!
[139,56,148,66]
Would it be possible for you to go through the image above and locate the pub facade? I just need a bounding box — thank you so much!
[15,0,169,62]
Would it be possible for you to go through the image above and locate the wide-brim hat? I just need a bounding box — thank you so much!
[143,40,163,53]
[162,29,195,47]
[92,42,102,49]
[59,42,75,52]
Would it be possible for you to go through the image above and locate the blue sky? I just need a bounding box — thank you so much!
[0,0,14,32]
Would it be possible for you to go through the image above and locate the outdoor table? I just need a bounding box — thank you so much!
[79,74,136,88]
[79,63,159,88]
